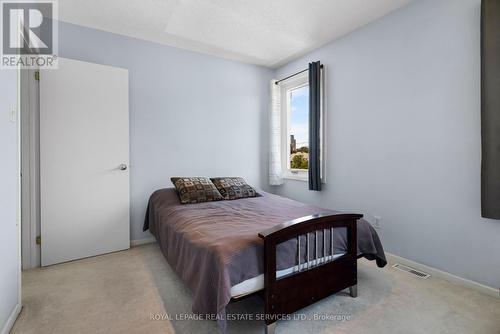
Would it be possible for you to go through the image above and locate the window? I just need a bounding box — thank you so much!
[289,85,309,170]
[280,72,324,181]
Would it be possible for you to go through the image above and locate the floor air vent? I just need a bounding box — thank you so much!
[392,263,430,279]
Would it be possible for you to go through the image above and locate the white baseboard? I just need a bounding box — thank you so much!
[130,237,156,247]
[1,303,21,334]
[385,252,499,299]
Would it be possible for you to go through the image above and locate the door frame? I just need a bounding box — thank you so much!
[20,68,40,269]
[14,67,22,331]
[17,66,22,299]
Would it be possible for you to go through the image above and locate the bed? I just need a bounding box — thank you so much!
[143,188,386,333]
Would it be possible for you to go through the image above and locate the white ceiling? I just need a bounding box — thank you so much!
[58,0,413,68]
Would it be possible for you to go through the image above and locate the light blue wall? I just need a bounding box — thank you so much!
[58,22,273,241]
[0,70,19,332]
[273,0,500,288]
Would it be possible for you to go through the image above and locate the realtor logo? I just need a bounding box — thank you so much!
[1,0,58,69]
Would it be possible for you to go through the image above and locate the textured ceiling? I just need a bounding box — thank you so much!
[58,0,413,68]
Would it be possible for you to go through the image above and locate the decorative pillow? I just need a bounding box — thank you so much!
[170,177,223,204]
[210,177,257,200]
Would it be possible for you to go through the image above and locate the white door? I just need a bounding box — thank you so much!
[40,57,130,266]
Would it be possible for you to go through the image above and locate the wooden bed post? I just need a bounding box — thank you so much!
[265,322,277,334]
[258,213,361,333]
[262,228,277,333]
[349,284,358,298]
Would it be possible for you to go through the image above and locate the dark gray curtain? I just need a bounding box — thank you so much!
[308,61,321,191]
[481,0,500,219]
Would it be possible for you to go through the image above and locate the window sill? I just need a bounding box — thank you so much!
[282,173,327,184]
[283,173,308,182]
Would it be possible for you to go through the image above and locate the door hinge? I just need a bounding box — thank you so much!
[34,71,40,81]
[36,235,41,245]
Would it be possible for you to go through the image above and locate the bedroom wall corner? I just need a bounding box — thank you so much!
[0,70,21,334]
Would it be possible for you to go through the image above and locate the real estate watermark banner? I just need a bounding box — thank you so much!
[1,0,58,69]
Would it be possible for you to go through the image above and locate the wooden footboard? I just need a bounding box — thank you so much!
[258,213,362,333]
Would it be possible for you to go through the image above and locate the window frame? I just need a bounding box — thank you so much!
[279,71,325,182]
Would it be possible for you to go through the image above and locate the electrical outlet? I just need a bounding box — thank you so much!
[373,216,382,229]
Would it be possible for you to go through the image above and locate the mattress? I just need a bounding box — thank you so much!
[144,188,387,316]
[230,253,346,298]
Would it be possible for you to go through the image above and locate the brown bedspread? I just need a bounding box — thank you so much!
[143,188,386,317]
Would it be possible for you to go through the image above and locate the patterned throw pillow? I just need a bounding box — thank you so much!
[170,177,223,204]
[210,177,257,200]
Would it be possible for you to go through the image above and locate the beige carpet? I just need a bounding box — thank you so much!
[11,243,500,334]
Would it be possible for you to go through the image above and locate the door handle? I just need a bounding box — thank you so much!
[119,164,127,171]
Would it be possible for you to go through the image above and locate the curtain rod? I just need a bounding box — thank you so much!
[275,64,323,85]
